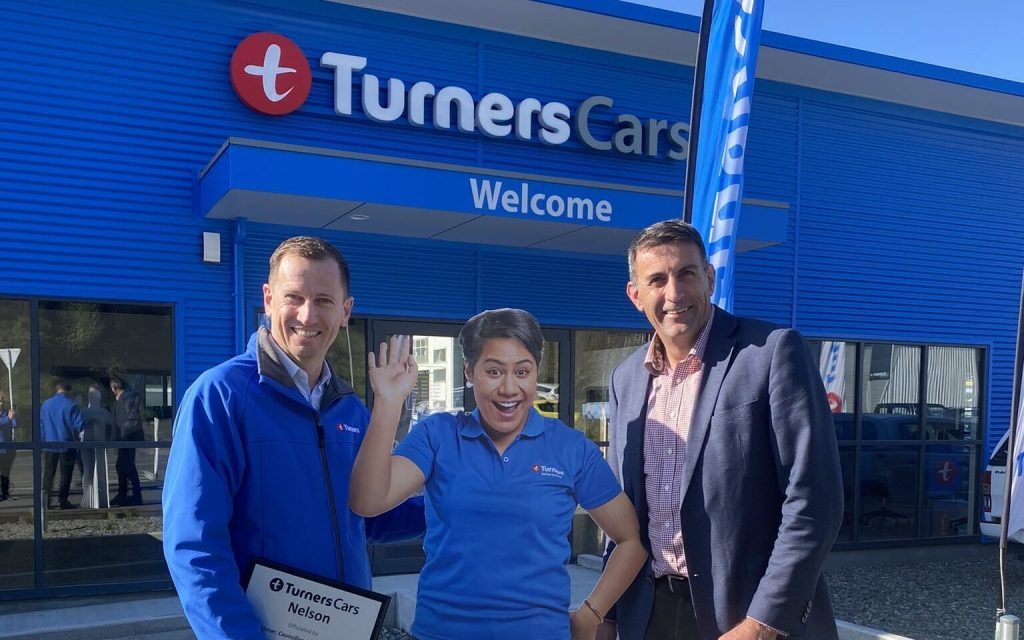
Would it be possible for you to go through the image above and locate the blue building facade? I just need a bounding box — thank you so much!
[1,0,1022,598]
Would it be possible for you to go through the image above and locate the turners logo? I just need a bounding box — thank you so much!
[531,464,565,479]
[230,32,311,116]
[337,423,361,434]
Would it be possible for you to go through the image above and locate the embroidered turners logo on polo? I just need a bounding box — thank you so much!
[531,464,565,478]
[337,424,361,434]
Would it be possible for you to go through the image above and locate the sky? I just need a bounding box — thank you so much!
[624,0,1024,83]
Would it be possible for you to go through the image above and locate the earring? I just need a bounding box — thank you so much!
[466,381,473,388]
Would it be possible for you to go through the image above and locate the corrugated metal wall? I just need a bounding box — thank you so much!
[242,224,637,329]
[4,0,1024,460]
[0,3,241,388]
[1,0,688,402]
[795,98,1024,454]
[733,90,801,326]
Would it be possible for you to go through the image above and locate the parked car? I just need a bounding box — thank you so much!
[533,399,558,418]
[874,402,956,417]
[980,428,1024,542]
[536,383,559,402]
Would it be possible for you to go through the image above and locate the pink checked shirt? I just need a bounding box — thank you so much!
[644,308,714,578]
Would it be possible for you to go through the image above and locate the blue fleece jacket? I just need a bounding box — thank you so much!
[162,329,424,640]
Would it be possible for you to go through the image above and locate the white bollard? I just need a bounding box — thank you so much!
[996,615,1020,640]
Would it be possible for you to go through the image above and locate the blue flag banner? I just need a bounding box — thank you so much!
[689,0,764,312]
[1006,268,1024,539]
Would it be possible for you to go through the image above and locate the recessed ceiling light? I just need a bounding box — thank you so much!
[350,214,370,221]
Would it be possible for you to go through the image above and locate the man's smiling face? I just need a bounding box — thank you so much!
[263,254,353,379]
[627,241,715,363]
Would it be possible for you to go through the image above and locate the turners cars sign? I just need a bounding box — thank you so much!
[229,32,689,160]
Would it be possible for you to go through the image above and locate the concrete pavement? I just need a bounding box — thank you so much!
[0,560,912,640]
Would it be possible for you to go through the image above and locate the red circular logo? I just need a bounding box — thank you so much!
[230,32,311,116]
[826,392,842,413]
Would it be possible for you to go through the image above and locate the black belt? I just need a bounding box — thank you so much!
[655,574,689,594]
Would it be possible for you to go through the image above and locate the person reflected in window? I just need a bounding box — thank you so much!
[350,308,648,640]
[40,381,84,510]
[110,376,143,506]
[0,393,17,501]
[81,384,115,508]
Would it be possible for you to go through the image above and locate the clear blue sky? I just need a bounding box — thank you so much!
[624,0,1024,83]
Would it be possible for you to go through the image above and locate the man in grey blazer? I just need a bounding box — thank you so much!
[599,220,843,640]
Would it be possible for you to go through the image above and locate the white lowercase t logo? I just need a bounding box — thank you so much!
[230,32,311,116]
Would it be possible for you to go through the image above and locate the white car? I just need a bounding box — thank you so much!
[536,383,559,402]
[980,428,1024,543]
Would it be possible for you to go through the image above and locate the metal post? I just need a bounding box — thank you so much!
[997,268,1024,635]
[152,417,160,480]
[996,614,1020,640]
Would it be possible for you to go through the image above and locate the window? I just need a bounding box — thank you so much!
[0,299,31,590]
[572,330,649,446]
[0,299,175,592]
[414,339,428,365]
[571,329,649,559]
[325,320,368,402]
[36,302,174,587]
[433,348,446,364]
[807,339,983,544]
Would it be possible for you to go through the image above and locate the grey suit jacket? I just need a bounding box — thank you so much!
[607,308,843,639]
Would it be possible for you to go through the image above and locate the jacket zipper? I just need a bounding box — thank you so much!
[315,417,346,583]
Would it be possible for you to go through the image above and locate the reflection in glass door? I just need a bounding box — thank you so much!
[372,323,467,448]
[367,321,464,576]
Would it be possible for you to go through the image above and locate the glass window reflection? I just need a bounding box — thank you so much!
[573,331,649,446]
[858,446,919,541]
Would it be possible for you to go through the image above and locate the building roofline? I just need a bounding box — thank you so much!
[332,0,1024,127]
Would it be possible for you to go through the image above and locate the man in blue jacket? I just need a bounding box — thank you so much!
[163,236,425,640]
[40,381,84,510]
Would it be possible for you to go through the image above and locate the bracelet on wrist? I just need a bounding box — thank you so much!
[582,598,604,623]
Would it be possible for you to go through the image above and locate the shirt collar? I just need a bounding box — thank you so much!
[644,305,716,375]
[266,332,332,393]
[461,407,547,439]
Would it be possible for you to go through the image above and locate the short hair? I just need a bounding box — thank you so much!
[87,387,102,408]
[268,236,351,294]
[627,219,708,283]
[109,377,124,391]
[459,308,544,368]
[55,380,72,392]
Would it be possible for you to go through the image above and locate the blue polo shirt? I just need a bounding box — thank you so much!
[395,408,621,640]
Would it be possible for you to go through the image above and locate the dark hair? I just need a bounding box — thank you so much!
[55,380,72,392]
[627,219,708,283]
[269,236,351,294]
[459,308,544,367]
[109,377,124,391]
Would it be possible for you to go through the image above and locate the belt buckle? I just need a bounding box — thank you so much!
[664,574,687,593]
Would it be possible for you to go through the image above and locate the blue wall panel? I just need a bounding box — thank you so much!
[243,224,642,330]
[1,0,685,401]
[4,0,1024,460]
[733,92,801,326]
[795,99,1024,455]
[1,0,692,193]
